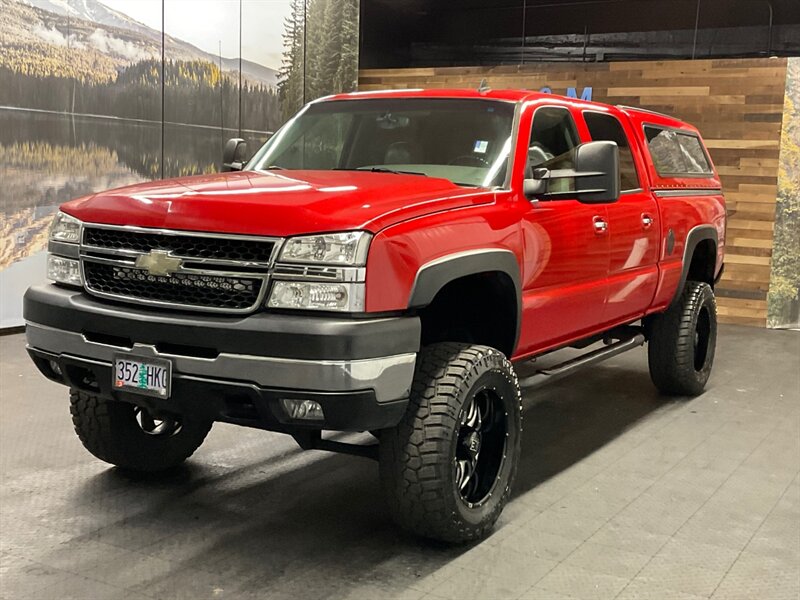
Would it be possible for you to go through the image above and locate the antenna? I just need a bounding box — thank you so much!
[478,78,491,94]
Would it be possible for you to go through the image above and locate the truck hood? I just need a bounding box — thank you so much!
[62,170,492,237]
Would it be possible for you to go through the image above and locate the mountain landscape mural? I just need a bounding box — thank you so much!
[11,0,280,84]
[1,0,282,129]
[0,0,359,328]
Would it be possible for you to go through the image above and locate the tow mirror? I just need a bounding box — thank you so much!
[523,140,620,203]
[222,138,248,172]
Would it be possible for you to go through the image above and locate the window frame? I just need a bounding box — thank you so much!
[527,105,581,159]
[521,105,583,199]
[582,109,643,194]
[642,123,714,178]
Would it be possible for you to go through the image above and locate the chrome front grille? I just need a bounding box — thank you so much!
[80,225,280,314]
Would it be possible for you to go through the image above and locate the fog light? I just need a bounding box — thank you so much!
[49,360,62,377]
[267,281,365,312]
[280,398,324,421]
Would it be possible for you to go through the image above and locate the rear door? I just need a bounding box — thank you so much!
[582,110,660,325]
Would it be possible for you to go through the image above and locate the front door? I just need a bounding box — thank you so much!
[516,106,610,354]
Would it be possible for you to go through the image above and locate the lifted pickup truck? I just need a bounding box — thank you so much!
[25,88,725,543]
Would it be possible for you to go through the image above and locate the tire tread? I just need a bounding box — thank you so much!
[70,390,211,472]
[380,343,521,543]
[648,281,717,396]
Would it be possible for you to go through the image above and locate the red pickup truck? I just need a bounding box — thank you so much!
[25,88,725,543]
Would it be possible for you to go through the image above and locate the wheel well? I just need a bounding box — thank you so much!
[688,238,716,286]
[418,272,517,357]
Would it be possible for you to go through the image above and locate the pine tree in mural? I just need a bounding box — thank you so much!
[278,0,358,120]
[768,58,800,328]
[335,0,359,96]
[278,0,306,120]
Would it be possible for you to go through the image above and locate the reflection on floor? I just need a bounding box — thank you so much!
[1,324,798,599]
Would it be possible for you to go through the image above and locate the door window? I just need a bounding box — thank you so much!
[527,107,581,193]
[584,111,640,191]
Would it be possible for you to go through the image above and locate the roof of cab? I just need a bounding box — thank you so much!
[616,105,697,132]
[323,87,634,110]
[323,88,535,103]
[322,88,698,133]
[325,88,689,124]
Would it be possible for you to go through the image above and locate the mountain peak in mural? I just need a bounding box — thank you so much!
[20,0,156,38]
[9,0,278,86]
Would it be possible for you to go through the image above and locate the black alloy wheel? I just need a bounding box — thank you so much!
[693,305,712,372]
[454,387,508,508]
[134,406,183,437]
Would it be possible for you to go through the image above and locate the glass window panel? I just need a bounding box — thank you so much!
[584,111,640,191]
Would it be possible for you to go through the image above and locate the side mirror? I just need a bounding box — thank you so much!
[222,138,248,172]
[522,140,620,203]
[573,140,620,203]
[523,177,546,197]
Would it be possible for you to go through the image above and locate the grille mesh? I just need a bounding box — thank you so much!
[83,261,263,311]
[83,227,276,263]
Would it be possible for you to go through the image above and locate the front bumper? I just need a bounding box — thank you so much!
[24,285,420,432]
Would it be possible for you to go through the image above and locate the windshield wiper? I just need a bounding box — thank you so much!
[335,167,428,177]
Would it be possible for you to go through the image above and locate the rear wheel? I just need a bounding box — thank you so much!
[70,390,212,472]
[379,343,522,543]
[647,281,717,396]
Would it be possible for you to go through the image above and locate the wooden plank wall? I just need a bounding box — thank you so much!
[359,59,788,326]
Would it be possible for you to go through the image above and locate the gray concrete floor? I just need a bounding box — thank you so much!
[1,324,798,600]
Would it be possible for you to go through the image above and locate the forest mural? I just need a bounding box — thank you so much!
[0,0,358,327]
[768,57,800,329]
[278,0,359,120]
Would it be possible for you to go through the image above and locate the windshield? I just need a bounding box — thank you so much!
[249,98,515,187]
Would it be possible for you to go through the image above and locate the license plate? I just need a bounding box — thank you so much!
[113,354,171,398]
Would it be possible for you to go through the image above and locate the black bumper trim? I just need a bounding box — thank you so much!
[28,348,408,432]
[24,285,420,361]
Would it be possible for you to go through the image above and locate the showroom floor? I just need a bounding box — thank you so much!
[1,324,798,600]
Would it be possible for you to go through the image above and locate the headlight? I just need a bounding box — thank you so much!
[268,281,365,312]
[49,211,83,243]
[47,255,83,286]
[279,232,371,266]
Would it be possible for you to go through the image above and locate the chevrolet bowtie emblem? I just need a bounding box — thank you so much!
[135,250,183,277]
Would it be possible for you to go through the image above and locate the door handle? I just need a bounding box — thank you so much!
[641,213,654,229]
[593,216,608,235]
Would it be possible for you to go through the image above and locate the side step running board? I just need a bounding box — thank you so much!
[518,333,646,389]
[292,430,379,460]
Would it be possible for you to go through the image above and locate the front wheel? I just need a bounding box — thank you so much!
[379,343,522,544]
[70,390,212,472]
[647,281,718,396]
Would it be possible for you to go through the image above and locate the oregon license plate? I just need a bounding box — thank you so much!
[113,354,171,398]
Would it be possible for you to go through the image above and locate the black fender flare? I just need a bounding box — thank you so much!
[408,249,522,353]
[670,225,718,307]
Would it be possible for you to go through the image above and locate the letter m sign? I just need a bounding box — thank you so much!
[566,87,593,101]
